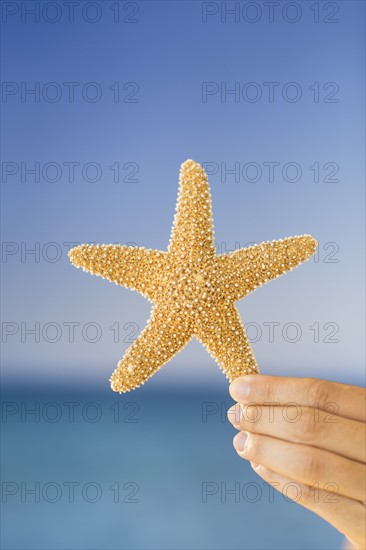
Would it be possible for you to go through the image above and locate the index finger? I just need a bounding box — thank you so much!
[229,375,366,423]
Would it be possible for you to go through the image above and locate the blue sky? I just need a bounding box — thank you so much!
[2,0,365,389]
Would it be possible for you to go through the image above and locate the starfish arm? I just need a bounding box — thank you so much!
[68,244,167,301]
[216,235,317,301]
[110,303,193,392]
[195,303,259,382]
[168,160,216,262]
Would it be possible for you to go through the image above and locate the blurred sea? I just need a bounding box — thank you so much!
[0,384,347,550]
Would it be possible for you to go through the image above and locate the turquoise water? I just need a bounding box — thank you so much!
[1,387,344,549]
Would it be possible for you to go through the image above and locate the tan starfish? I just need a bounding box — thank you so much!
[69,160,317,393]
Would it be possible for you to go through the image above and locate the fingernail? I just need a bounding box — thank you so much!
[233,431,248,452]
[251,462,260,469]
[227,404,241,426]
[230,378,251,401]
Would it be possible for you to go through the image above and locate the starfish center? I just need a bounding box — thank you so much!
[159,261,226,314]
[193,272,205,285]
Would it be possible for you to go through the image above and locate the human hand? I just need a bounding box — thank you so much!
[227,375,366,549]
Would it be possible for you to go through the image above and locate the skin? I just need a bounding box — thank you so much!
[227,375,366,550]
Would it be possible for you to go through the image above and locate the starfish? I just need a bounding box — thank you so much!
[69,160,317,393]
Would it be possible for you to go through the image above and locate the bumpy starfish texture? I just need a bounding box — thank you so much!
[69,160,317,393]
